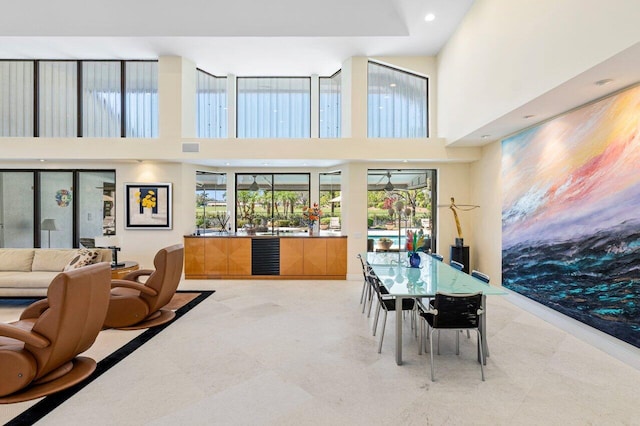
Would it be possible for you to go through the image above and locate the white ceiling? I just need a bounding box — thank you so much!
[0,0,473,76]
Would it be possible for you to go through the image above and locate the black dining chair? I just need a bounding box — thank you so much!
[450,260,464,271]
[430,253,444,262]
[419,292,485,382]
[471,270,490,284]
[370,272,415,353]
[468,270,491,346]
[357,254,370,309]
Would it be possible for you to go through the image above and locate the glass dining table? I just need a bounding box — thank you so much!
[366,251,506,365]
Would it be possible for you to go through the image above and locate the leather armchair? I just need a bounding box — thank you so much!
[103,244,184,330]
[0,263,111,403]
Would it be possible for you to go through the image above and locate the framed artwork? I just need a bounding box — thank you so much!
[125,182,172,229]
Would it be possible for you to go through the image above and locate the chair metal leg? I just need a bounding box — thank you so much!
[363,283,372,314]
[430,328,436,381]
[367,287,375,318]
[372,303,381,336]
[476,329,485,381]
[378,310,388,353]
[418,317,424,355]
[359,279,367,305]
[456,330,460,355]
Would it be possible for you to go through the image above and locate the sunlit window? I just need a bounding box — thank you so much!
[319,71,341,138]
[39,61,77,137]
[83,61,121,137]
[196,70,227,138]
[237,77,310,138]
[0,61,34,137]
[125,61,158,138]
[368,62,428,138]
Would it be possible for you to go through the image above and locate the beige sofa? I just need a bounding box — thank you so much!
[0,248,112,297]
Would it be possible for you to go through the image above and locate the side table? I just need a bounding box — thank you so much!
[111,261,139,279]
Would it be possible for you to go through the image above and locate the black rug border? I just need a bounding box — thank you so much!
[4,290,215,426]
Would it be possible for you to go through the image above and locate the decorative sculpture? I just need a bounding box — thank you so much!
[441,197,479,246]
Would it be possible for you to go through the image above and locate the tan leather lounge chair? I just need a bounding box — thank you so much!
[0,263,111,403]
[103,244,184,330]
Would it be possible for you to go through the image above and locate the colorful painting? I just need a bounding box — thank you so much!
[502,85,640,348]
[125,183,172,229]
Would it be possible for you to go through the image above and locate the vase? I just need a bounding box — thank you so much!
[308,225,314,236]
[409,252,421,268]
[143,207,153,219]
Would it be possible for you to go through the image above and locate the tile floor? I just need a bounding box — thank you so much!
[2,278,640,425]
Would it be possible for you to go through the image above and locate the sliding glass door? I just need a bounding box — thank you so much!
[0,169,115,248]
[0,172,35,248]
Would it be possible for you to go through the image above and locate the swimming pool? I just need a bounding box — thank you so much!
[368,229,431,251]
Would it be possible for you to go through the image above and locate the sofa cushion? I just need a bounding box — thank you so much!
[63,249,100,271]
[32,249,78,272]
[0,271,59,288]
[0,249,35,272]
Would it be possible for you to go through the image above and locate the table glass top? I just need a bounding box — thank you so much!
[366,252,506,297]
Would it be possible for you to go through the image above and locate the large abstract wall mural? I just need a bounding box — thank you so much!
[502,84,640,348]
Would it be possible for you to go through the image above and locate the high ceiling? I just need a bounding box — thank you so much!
[0,0,473,76]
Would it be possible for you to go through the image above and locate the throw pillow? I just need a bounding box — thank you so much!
[63,249,100,271]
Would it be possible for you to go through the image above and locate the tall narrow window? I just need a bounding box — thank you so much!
[237,77,310,138]
[0,61,34,137]
[195,171,228,234]
[125,61,158,138]
[83,61,121,137]
[367,62,428,138]
[78,171,116,240]
[39,61,78,137]
[196,70,227,138]
[319,71,341,138]
[319,171,341,234]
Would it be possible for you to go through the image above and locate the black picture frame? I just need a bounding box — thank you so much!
[124,182,172,229]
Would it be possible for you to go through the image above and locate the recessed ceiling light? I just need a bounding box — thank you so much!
[595,78,613,86]
[39,159,45,162]
[402,160,408,163]
[481,135,490,139]
[523,115,535,119]
[225,162,230,166]
[424,13,435,22]
[389,83,396,88]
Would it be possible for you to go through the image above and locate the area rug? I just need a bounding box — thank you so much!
[1,290,214,426]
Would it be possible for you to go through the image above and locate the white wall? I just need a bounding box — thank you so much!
[469,140,502,282]
[115,162,189,268]
[437,0,640,143]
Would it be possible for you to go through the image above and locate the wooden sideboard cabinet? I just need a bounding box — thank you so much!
[184,235,347,279]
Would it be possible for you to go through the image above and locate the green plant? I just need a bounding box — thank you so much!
[320,217,331,225]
